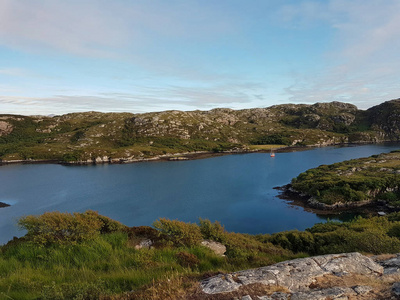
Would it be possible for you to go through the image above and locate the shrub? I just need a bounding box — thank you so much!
[306,221,344,234]
[96,214,126,234]
[18,210,107,245]
[388,223,400,238]
[153,218,202,247]
[270,230,315,253]
[198,218,226,243]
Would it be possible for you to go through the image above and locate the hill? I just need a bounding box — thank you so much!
[1,99,400,163]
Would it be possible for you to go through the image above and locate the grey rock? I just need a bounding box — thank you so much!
[241,295,253,300]
[134,239,153,250]
[379,254,400,267]
[392,282,400,296]
[384,267,400,275]
[312,252,382,275]
[353,285,373,295]
[291,287,355,300]
[201,274,241,294]
[201,239,226,256]
[256,293,288,300]
[201,252,382,294]
[376,254,400,274]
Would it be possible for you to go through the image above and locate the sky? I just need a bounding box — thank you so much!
[1,0,400,115]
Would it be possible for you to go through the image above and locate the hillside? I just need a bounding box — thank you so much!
[1,99,400,163]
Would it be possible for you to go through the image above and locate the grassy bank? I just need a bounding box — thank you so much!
[2,211,400,299]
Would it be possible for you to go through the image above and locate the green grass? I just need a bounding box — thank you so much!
[247,144,286,150]
[0,214,298,299]
[2,210,400,299]
[0,234,224,299]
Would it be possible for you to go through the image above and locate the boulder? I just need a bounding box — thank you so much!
[201,239,226,256]
[134,239,153,250]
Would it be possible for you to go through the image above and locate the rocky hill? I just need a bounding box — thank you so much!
[1,98,400,164]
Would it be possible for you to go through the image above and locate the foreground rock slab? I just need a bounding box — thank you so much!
[199,252,400,299]
[201,253,382,294]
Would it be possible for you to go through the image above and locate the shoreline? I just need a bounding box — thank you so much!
[0,141,386,167]
[275,184,397,216]
[0,145,296,166]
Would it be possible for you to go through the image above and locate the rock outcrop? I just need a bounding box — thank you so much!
[199,252,400,299]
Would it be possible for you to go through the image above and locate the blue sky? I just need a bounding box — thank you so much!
[1,0,400,115]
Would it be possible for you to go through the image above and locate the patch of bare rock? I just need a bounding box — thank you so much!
[0,120,13,136]
[198,252,400,299]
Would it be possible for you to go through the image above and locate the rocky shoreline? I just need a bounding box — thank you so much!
[276,184,397,215]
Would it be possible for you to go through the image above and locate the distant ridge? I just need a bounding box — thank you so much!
[1,98,400,164]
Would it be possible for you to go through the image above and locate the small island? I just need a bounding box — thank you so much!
[0,202,10,208]
[283,150,400,211]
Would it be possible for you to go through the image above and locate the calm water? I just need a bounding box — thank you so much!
[1,143,400,245]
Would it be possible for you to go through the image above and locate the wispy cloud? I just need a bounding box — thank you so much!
[0,80,263,115]
[0,1,234,58]
[282,0,400,108]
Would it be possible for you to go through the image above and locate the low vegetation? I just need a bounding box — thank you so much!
[2,210,400,299]
[291,150,400,206]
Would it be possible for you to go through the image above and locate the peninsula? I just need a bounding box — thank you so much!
[283,150,400,212]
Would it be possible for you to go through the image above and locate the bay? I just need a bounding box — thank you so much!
[1,143,399,245]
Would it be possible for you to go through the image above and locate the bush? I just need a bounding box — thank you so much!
[18,210,117,245]
[97,214,126,234]
[153,218,202,247]
[270,230,315,253]
[198,218,226,243]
